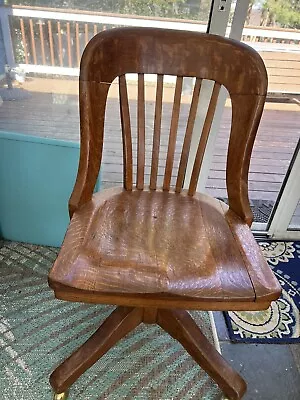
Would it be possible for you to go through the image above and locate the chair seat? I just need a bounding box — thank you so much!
[49,188,281,306]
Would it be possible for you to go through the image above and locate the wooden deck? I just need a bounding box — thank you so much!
[0,79,299,208]
[260,51,300,94]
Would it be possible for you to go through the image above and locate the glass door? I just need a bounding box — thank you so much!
[289,201,300,231]
[197,0,300,237]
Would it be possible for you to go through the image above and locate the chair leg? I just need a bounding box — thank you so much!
[157,309,247,400]
[50,306,143,394]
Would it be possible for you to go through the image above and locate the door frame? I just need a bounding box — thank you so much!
[199,0,300,238]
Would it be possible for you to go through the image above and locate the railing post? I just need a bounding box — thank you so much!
[0,6,15,67]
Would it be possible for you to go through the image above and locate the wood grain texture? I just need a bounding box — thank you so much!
[220,203,281,302]
[50,305,246,398]
[163,76,183,191]
[142,307,158,324]
[157,309,247,400]
[150,74,163,190]
[227,94,266,224]
[50,306,143,393]
[80,28,267,95]
[176,78,202,192]
[50,188,281,305]
[51,289,271,311]
[137,73,145,189]
[68,81,110,217]
[119,75,133,191]
[188,82,221,196]
[75,27,268,219]
[56,26,280,304]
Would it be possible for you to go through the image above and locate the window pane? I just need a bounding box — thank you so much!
[289,200,300,231]
[205,3,300,226]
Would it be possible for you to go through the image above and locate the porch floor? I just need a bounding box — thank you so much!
[0,77,299,224]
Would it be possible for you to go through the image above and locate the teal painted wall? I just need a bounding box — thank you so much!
[0,132,100,247]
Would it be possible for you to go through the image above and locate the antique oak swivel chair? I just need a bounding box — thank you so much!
[48,27,281,400]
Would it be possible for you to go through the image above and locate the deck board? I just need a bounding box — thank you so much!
[0,89,299,203]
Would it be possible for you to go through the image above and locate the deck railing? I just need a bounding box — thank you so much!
[1,5,300,92]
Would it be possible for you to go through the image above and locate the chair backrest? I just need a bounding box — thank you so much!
[69,27,267,225]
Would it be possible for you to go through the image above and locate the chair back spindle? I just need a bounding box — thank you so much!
[188,82,221,196]
[150,74,164,191]
[175,77,202,193]
[119,74,133,191]
[70,27,267,225]
[137,73,146,190]
[163,76,183,191]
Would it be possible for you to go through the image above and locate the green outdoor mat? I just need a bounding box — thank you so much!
[0,240,222,399]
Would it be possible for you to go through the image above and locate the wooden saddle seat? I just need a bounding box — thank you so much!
[49,188,280,309]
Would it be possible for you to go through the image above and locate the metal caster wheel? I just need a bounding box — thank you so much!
[52,391,69,400]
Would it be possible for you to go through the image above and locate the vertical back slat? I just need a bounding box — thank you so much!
[57,21,63,66]
[93,24,97,36]
[75,23,80,68]
[48,21,55,66]
[188,82,221,196]
[119,75,133,190]
[29,19,37,64]
[39,22,46,65]
[20,18,28,64]
[137,73,145,189]
[175,78,202,193]
[163,76,183,191]
[150,74,164,190]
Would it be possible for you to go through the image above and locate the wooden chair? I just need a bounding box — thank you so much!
[48,27,281,400]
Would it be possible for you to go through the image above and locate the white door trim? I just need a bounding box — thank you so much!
[268,142,300,239]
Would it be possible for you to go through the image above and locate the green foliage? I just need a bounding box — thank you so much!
[5,0,211,20]
[12,26,25,63]
[262,0,300,28]
[121,0,184,17]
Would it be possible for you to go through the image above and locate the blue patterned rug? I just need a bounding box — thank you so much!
[224,241,300,343]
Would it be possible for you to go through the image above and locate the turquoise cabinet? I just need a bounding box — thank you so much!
[0,132,100,247]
